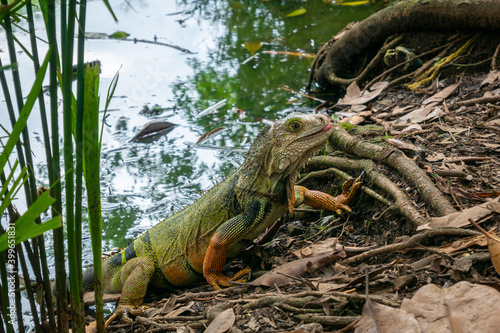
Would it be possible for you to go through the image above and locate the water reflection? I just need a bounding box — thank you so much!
[94,0,383,248]
[0,0,382,251]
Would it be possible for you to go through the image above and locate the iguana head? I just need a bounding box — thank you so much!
[266,113,332,177]
[238,113,332,209]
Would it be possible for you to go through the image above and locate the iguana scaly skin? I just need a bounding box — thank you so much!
[83,113,362,329]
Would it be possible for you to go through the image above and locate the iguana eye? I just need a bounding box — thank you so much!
[288,120,301,132]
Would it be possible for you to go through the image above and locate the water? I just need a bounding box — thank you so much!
[1,0,381,327]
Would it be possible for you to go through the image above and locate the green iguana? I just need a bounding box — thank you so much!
[83,113,362,329]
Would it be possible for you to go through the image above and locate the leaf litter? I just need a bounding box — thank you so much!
[100,42,500,333]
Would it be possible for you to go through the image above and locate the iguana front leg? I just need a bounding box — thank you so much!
[203,200,264,290]
[104,256,155,330]
[294,174,363,214]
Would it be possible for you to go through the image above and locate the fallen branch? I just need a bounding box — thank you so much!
[341,228,481,265]
[240,290,399,309]
[295,314,360,326]
[449,94,500,109]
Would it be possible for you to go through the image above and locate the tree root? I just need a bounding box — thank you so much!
[308,156,428,228]
[341,228,481,265]
[328,125,456,216]
[295,314,360,327]
[240,290,399,310]
[313,0,500,88]
[363,37,459,92]
[312,36,402,88]
[408,35,477,90]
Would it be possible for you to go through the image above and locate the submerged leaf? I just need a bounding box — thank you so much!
[197,127,225,144]
[341,0,370,5]
[243,41,262,55]
[132,121,177,143]
[109,31,130,39]
[285,8,306,17]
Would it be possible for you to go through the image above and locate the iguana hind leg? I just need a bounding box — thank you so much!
[104,256,155,330]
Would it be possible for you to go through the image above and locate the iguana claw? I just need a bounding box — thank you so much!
[104,304,145,330]
[205,267,252,290]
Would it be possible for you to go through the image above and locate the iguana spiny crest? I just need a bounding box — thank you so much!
[238,113,332,210]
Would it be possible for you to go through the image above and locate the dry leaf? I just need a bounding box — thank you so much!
[401,281,500,333]
[417,197,500,230]
[338,81,388,106]
[165,301,194,318]
[132,121,177,143]
[250,252,344,287]
[292,238,341,258]
[487,234,500,275]
[85,320,97,333]
[160,294,178,314]
[394,106,443,124]
[422,82,459,107]
[425,152,445,162]
[205,308,235,333]
[481,70,500,86]
[355,302,420,333]
[315,282,347,292]
[428,234,488,254]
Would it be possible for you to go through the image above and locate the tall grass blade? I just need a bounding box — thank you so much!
[0,164,28,216]
[0,249,14,333]
[0,191,61,252]
[83,62,105,332]
[101,0,118,22]
[0,49,50,172]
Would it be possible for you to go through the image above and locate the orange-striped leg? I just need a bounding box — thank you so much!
[203,233,251,290]
[203,201,265,289]
[294,174,362,214]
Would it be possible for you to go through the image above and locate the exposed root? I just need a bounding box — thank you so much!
[341,228,481,265]
[308,156,428,228]
[408,35,477,90]
[327,125,457,216]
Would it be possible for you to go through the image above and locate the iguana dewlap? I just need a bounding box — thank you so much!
[83,113,362,329]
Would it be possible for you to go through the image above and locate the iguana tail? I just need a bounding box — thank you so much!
[82,242,137,293]
[83,266,95,292]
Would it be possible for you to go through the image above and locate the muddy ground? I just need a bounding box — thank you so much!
[94,32,500,333]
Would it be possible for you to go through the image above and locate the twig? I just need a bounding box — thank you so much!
[280,85,326,103]
[175,286,248,303]
[134,316,177,330]
[84,35,195,54]
[442,157,491,164]
[241,290,399,309]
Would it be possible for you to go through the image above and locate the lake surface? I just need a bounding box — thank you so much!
[1,0,382,265]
